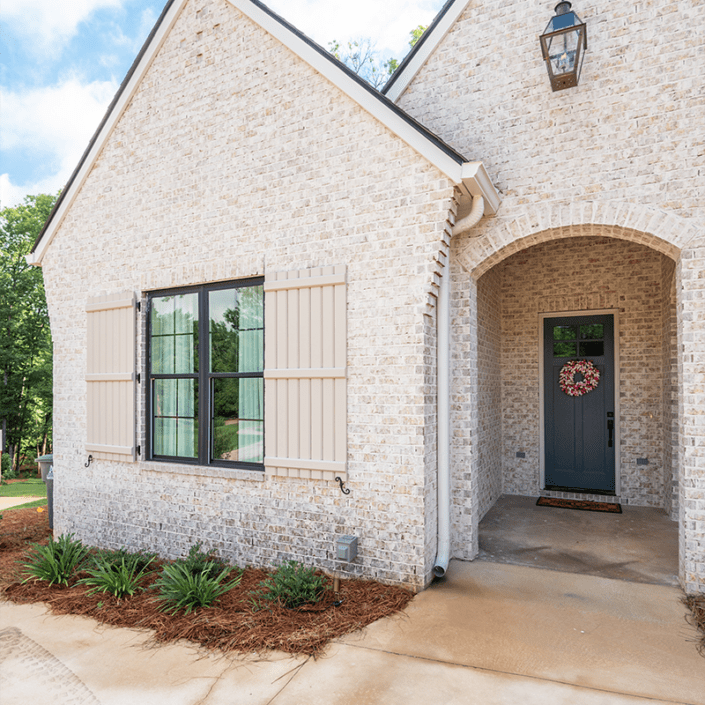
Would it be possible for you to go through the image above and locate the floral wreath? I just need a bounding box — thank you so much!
[559,359,600,397]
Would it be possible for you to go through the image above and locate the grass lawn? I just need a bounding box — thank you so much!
[0,479,47,498]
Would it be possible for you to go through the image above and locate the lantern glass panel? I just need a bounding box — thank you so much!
[547,29,580,77]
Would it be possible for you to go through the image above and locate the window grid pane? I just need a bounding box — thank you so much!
[211,377,264,464]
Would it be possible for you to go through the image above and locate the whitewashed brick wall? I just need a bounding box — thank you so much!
[399,0,704,231]
[42,0,455,589]
[398,0,705,591]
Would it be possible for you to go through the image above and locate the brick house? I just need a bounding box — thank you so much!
[29,0,705,593]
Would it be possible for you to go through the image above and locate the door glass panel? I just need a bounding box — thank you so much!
[553,325,576,341]
[579,341,604,356]
[580,324,604,339]
[554,341,577,357]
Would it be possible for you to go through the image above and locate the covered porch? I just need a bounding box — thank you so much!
[477,494,679,586]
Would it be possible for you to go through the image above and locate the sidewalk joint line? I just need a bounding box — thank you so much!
[340,642,697,705]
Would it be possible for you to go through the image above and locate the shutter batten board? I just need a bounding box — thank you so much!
[86,297,135,313]
[264,368,345,379]
[263,273,346,292]
[264,266,347,481]
[85,292,136,462]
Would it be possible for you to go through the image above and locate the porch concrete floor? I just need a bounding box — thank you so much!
[477,495,679,587]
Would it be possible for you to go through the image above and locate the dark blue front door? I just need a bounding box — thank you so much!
[544,314,615,493]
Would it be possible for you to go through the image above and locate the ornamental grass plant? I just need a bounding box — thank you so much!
[253,560,328,609]
[151,543,241,615]
[21,533,89,586]
[152,561,241,615]
[77,553,156,599]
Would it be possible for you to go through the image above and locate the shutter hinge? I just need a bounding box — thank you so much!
[135,301,141,312]
[136,373,141,384]
[137,445,141,457]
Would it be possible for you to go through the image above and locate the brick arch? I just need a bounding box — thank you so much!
[455,201,703,278]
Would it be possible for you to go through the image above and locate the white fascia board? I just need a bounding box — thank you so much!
[384,0,472,104]
[227,0,465,183]
[460,162,501,215]
[27,0,189,266]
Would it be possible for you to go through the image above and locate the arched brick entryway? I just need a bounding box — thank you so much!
[447,200,705,593]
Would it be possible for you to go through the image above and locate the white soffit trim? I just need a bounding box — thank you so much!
[384,0,472,104]
[461,162,501,215]
[27,0,189,266]
[226,0,467,183]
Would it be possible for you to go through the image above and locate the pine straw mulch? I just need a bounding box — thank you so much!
[684,594,705,656]
[0,508,414,656]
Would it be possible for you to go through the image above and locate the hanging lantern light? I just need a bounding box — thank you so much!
[539,2,587,91]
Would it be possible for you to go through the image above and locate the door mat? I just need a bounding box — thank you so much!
[536,497,622,513]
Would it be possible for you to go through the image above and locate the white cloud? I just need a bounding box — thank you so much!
[0,0,123,54]
[0,78,118,208]
[266,0,443,58]
[107,7,159,54]
[0,173,60,209]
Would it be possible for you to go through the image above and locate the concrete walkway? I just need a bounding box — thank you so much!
[0,497,42,510]
[1,560,703,705]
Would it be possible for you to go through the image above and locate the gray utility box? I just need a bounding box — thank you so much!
[37,454,53,482]
[336,535,358,563]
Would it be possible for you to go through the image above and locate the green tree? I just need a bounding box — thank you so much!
[409,25,427,48]
[328,25,427,88]
[0,193,56,473]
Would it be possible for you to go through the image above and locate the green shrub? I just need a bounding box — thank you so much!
[253,560,327,609]
[78,553,155,598]
[1,453,16,480]
[92,547,157,573]
[21,533,89,586]
[178,542,229,579]
[152,562,240,615]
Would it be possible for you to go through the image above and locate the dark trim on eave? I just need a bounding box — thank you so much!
[244,0,466,165]
[382,0,457,96]
[32,0,466,255]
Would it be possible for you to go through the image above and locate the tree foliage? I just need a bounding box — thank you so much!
[328,25,427,89]
[0,193,56,472]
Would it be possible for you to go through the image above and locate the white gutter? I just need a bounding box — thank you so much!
[433,194,485,579]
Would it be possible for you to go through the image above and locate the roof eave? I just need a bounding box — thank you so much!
[383,0,471,103]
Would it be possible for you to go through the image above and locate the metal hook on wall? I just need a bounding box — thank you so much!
[334,476,350,495]
[85,454,93,468]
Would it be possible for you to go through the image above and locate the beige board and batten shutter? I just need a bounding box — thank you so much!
[264,266,346,481]
[85,292,137,462]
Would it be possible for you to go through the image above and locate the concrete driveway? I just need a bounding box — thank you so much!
[1,560,703,705]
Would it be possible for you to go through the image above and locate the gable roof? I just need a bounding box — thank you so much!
[383,0,470,103]
[28,0,498,265]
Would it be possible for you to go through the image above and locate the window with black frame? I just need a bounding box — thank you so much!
[148,279,264,468]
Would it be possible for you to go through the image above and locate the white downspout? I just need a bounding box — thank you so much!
[434,195,485,578]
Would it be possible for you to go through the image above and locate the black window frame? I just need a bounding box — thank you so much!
[146,277,265,471]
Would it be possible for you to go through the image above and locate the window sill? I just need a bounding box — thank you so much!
[142,460,265,482]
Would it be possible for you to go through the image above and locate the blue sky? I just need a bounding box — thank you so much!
[0,0,445,209]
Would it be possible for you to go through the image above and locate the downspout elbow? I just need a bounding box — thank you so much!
[452,196,485,237]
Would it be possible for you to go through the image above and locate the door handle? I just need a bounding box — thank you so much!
[607,419,614,448]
